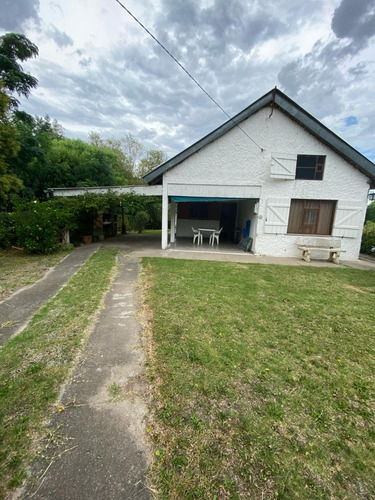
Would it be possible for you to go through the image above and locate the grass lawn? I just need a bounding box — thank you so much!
[0,248,118,498]
[143,258,375,499]
[0,248,72,301]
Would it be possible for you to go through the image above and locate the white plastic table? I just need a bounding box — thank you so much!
[198,228,216,244]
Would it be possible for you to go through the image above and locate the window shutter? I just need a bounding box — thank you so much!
[264,198,291,234]
[270,153,297,179]
[332,200,364,238]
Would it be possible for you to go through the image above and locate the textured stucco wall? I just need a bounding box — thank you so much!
[164,107,370,260]
[237,200,257,240]
[176,219,220,238]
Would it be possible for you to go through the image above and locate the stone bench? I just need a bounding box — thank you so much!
[297,237,342,264]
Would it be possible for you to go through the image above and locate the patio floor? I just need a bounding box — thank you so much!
[170,237,248,255]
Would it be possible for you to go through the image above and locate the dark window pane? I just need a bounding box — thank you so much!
[295,155,326,180]
[296,167,316,179]
[200,203,209,219]
[189,203,209,219]
[297,155,316,167]
[190,205,199,218]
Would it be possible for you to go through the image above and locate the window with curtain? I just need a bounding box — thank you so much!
[287,199,336,235]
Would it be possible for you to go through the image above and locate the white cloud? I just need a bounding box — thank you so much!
[0,0,374,162]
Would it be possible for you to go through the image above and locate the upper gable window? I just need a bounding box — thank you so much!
[295,155,325,180]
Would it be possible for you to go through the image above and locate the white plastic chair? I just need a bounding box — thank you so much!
[209,227,223,246]
[192,226,202,245]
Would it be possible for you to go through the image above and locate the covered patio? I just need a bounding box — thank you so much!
[169,236,251,255]
[167,196,259,252]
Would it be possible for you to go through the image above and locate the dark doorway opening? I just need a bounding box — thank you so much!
[220,203,237,241]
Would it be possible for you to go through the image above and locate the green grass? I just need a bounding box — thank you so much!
[0,248,72,301]
[0,248,118,497]
[143,258,375,500]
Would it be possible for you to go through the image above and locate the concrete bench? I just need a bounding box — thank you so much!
[297,237,342,264]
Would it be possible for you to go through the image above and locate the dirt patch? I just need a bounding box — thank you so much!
[343,284,367,294]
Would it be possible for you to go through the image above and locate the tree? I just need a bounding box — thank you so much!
[121,133,144,175]
[89,132,135,185]
[89,132,145,183]
[45,138,116,188]
[0,89,22,206]
[8,112,65,199]
[139,149,167,177]
[0,33,38,107]
[89,132,166,183]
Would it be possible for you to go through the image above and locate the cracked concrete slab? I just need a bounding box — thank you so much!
[0,244,100,346]
[21,253,150,500]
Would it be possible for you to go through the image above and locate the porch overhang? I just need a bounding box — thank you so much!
[167,184,261,199]
[47,185,163,197]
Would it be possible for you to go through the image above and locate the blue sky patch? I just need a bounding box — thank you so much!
[345,116,358,126]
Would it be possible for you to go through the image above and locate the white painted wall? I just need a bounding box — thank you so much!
[236,200,258,241]
[162,107,370,260]
[176,219,220,238]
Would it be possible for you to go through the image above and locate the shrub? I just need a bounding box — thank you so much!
[145,199,162,229]
[133,210,149,233]
[360,221,375,255]
[366,201,375,223]
[11,200,75,253]
[0,211,15,248]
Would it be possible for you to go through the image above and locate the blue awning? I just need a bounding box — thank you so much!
[170,196,246,202]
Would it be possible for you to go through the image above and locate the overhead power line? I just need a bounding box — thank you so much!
[114,0,264,152]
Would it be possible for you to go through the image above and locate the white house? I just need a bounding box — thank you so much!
[144,89,375,260]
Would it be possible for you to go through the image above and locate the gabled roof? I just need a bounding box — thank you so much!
[144,88,375,185]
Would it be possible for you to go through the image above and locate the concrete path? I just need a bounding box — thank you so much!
[23,253,150,500]
[0,244,100,346]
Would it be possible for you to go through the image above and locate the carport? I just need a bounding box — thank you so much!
[168,196,259,250]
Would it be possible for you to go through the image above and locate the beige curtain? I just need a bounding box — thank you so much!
[287,200,336,235]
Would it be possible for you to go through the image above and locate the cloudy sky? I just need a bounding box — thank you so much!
[1,0,375,161]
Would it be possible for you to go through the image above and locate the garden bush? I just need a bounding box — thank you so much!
[360,221,375,255]
[0,211,15,248]
[366,201,375,223]
[145,199,162,229]
[133,210,149,233]
[11,200,75,253]
[5,193,160,252]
